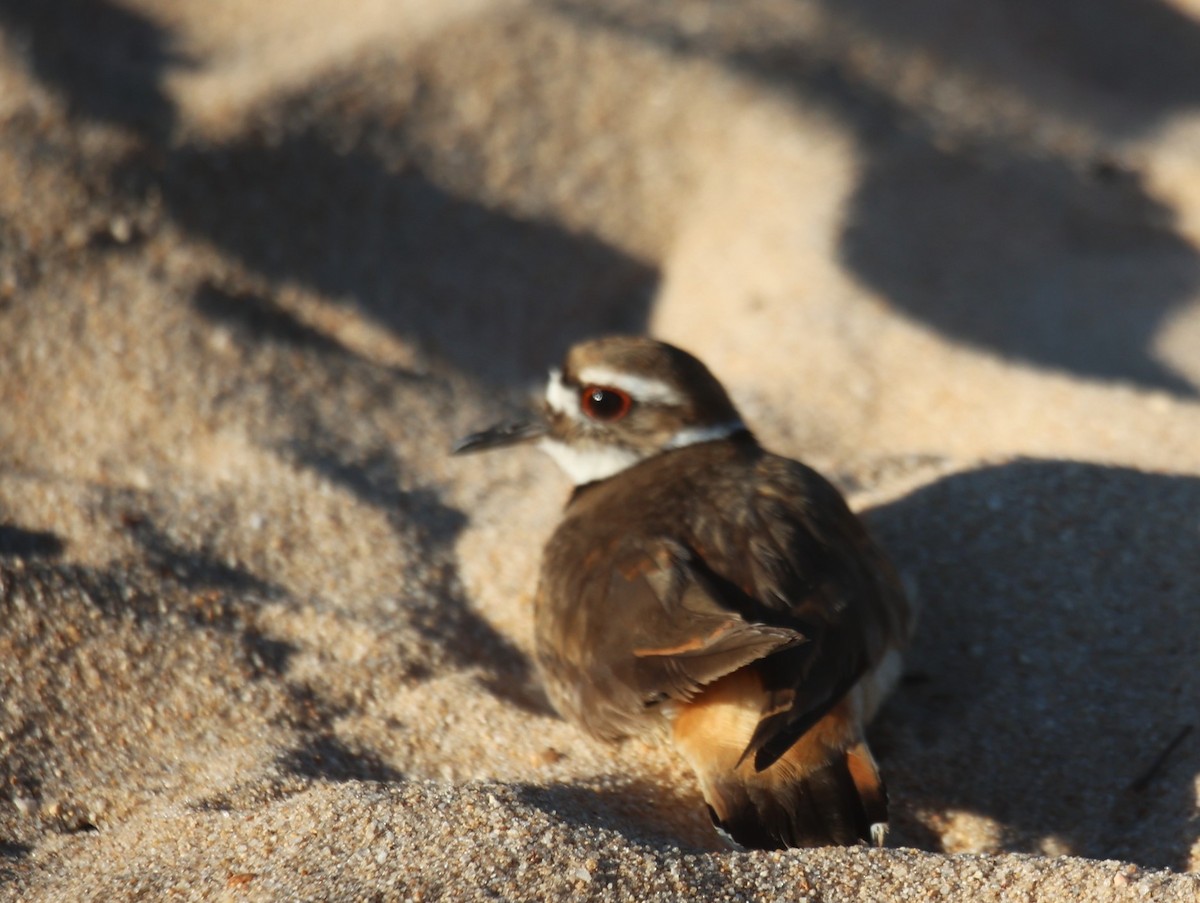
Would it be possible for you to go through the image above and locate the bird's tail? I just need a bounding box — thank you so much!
[672,671,888,849]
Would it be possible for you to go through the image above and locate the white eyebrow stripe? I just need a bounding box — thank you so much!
[666,420,745,449]
[544,368,582,420]
[576,366,683,405]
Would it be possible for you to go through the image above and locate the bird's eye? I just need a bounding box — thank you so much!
[580,385,632,421]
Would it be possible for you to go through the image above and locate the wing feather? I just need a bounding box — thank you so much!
[534,442,910,754]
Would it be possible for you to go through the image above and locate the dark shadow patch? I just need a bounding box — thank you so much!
[0,553,295,834]
[838,140,1199,396]
[0,840,32,859]
[283,448,464,541]
[164,135,655,385]
[125,515,283,605]
[0,0,184,139]
[189,281,551,716]
[866,460,1200,869]
[511,780,717,851]
[404,574,554,718]
[1125,724,1194,796]
[0,500,284,636]
[275,684,403,783]
[814,0,1200,136]
[1,557,176,626]
[188,795,235,814]
[189,282,425,428]
[0,524,65,559]
[277,734,404,784]
[193,282,354,358]
[284,444,553,717]
[6,9,653,715]
[241,628,299,679]
[192,282,429,388]
[60,819,98,835]
[5,0,658,386]
[549,0,1200,139]
[189,282,550,713]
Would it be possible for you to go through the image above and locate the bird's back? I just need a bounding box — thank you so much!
[534,433,911,847]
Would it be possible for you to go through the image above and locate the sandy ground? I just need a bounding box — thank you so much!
[2,1,1199,900]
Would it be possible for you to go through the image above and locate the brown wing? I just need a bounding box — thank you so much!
[534,441,909,756]
[712,455,910,770]
[534,533,806,741]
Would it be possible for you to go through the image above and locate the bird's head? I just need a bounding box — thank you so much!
[453,336,747,486]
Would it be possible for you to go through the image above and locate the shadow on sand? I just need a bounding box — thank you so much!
[867,459,1199,869]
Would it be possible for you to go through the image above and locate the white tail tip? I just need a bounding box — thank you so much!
[870,822,889,848]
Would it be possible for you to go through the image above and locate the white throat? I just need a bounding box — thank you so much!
[539,419,746,486]
[539,438,643,485]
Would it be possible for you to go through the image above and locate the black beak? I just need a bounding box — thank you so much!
[451,418,547,455]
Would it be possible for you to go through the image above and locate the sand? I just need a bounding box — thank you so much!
[2,1,1199,900]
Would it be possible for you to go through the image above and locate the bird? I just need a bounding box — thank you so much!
[453,336,913,849]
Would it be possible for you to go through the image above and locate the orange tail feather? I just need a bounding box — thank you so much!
[672,669,887,849]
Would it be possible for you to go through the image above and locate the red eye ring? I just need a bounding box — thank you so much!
[580,385,632,421]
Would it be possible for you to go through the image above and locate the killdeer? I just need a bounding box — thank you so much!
[454,336,912,849]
